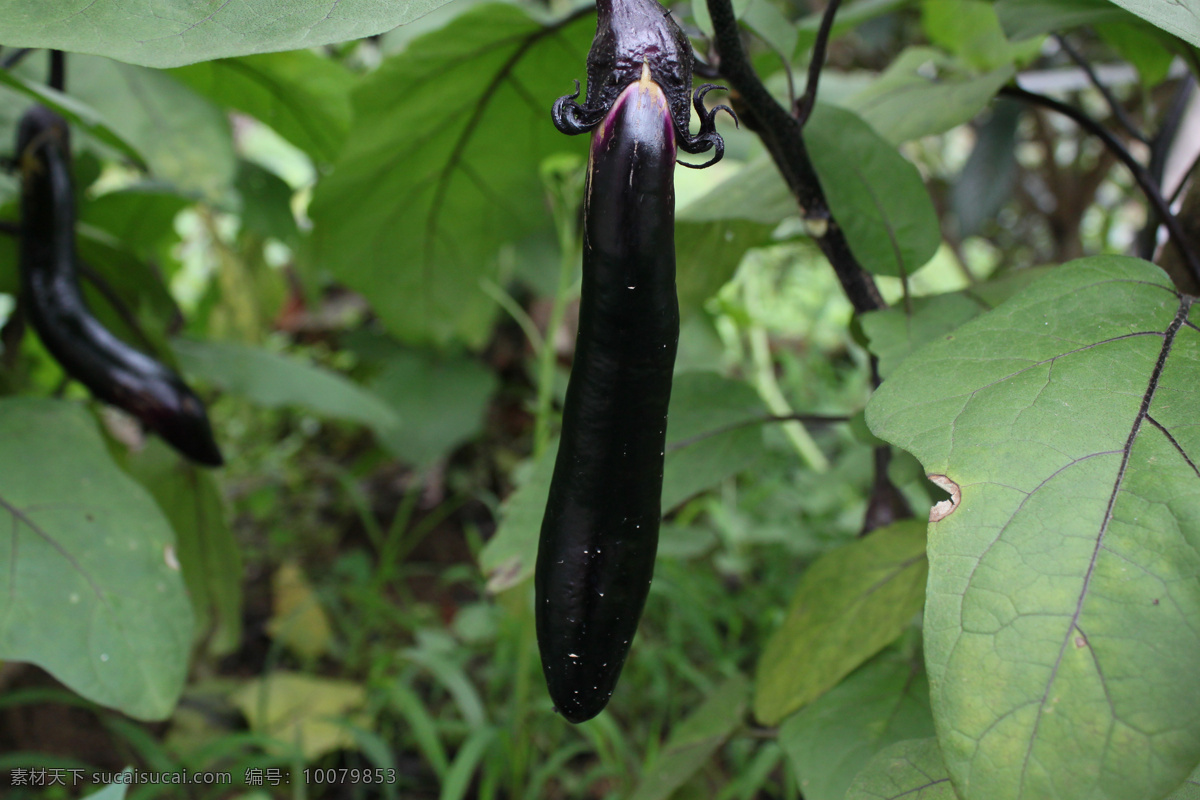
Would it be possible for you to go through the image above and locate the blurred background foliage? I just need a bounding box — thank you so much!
[0,0,1195,796]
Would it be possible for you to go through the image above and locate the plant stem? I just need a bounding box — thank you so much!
[705,0,885,314]
[795,0,841,126]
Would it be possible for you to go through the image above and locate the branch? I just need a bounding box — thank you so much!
[49,50,64,92]
[0,48,33,70]
[665,411,849,453]
[795,0,841,126]
[1137,76,1194,260]
[705,0,885,314]
[1054,34,1147,144]
[1000,84,1200,286]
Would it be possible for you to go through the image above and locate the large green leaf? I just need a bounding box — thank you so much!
[629,674,749,800]
[170,51,354,165]
[780,651,936,800]
[867,257,1200,800]
[806,104,941,278]
[0,0,461,68]
[308,4,592,347]
[481,372,770,593]
[66,56,236,200]
[846,738,956,800]
[171,339,400,435]
[120,438,243,657]
[0,398,193,720]
[754,520,927,725]
[844,48,1014,146]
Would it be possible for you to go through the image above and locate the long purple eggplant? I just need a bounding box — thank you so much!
[536,65,681,723]
[17,105,224,467]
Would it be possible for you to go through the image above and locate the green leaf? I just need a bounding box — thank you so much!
[120,438,243,657]
[860,268,1049,378]
[67,56,236,201]
[866,257,1200,800]
[481,372,769,592]
[741,0,799,58]
[754,520,927,724]
[1095,21,1177,88]
[308,4,592,347]
[843,48,1015,145]
[0,398,193,720]
[676,157,797,225]
[674,166,783,311]
[629,674,749,800]
[235,160,301,246]
[662,371,770,511]
[952,100,1021,238]
[1104,0,1200,48]
[171,339,400,435]
[0,72,147,168]
[921,0,1018,70]
[845,738,956,800]
[1166,764,1200,799]
[480,438,560,594]
[994,0,1133,40]
[780,652,936,800]
[794,0,911,58]
[676,218,775,314]
[369,349,498,469]
[0,0,463,68]
[169,51,354,165]
[231,671,366,760]
[81,185,192,260]
[807,104,941,278]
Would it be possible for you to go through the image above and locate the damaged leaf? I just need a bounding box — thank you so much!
[867,257,1200,800]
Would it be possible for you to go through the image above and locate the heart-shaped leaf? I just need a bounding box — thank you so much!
[867,257,1200,800]
[308,3,593,347]
[0,398,193,720]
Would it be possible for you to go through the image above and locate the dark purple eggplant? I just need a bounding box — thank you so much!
[552,0,731,167]
[536,66,679,723]
[17,105,224,467]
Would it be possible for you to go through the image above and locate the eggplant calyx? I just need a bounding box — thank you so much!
[551,0,730,167]
[677,84,738,169]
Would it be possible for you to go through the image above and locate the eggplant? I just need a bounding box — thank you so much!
[552,0,731,167]
[16,105,224,467]
[536,65,679,723]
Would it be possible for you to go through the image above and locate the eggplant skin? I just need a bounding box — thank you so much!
[17,106,224,467]
[536,72,678,723]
